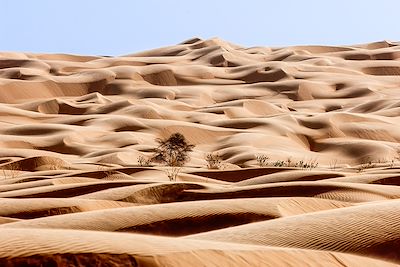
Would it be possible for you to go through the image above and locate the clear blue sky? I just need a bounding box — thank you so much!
[1,0,399,56]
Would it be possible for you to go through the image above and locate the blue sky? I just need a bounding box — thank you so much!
[1,0,399,56]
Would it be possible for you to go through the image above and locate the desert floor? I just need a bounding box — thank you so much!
[0,38,399,266]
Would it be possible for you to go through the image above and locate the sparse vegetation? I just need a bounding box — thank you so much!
[270,159,319,170]
[205,152,223,169]
[295,159,318,170]
[329,159,338,170]
[273,160,285,167]
[356,158,375,172]
[138,155,152,167]
[165,167,181,181]
[256,154,269,167]
[255,155,319,170]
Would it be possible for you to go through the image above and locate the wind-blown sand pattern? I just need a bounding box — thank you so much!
[0,38,400,266]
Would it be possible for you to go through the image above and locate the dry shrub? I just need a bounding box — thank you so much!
[256,155,269,167]
[138,155,152,167]
[205,153,222,169]
[165,167,181,181]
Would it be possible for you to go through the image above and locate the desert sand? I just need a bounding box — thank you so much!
[0,37,399,266]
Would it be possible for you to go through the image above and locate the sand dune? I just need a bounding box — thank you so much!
[0,38,400,265]
[187,200,400,263]
[0,228,396,267]
[0,197,352,235]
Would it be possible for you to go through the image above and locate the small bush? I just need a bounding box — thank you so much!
[329,159,338,170]
[205,153,222,169]
[390,159,395,168]
[286,157,292,167]
[138,155,151,167]
[165,167,181,181]
[256,155,269,167]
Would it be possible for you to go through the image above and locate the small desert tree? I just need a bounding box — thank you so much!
[152,133,195,181]
[152,132,195,167]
